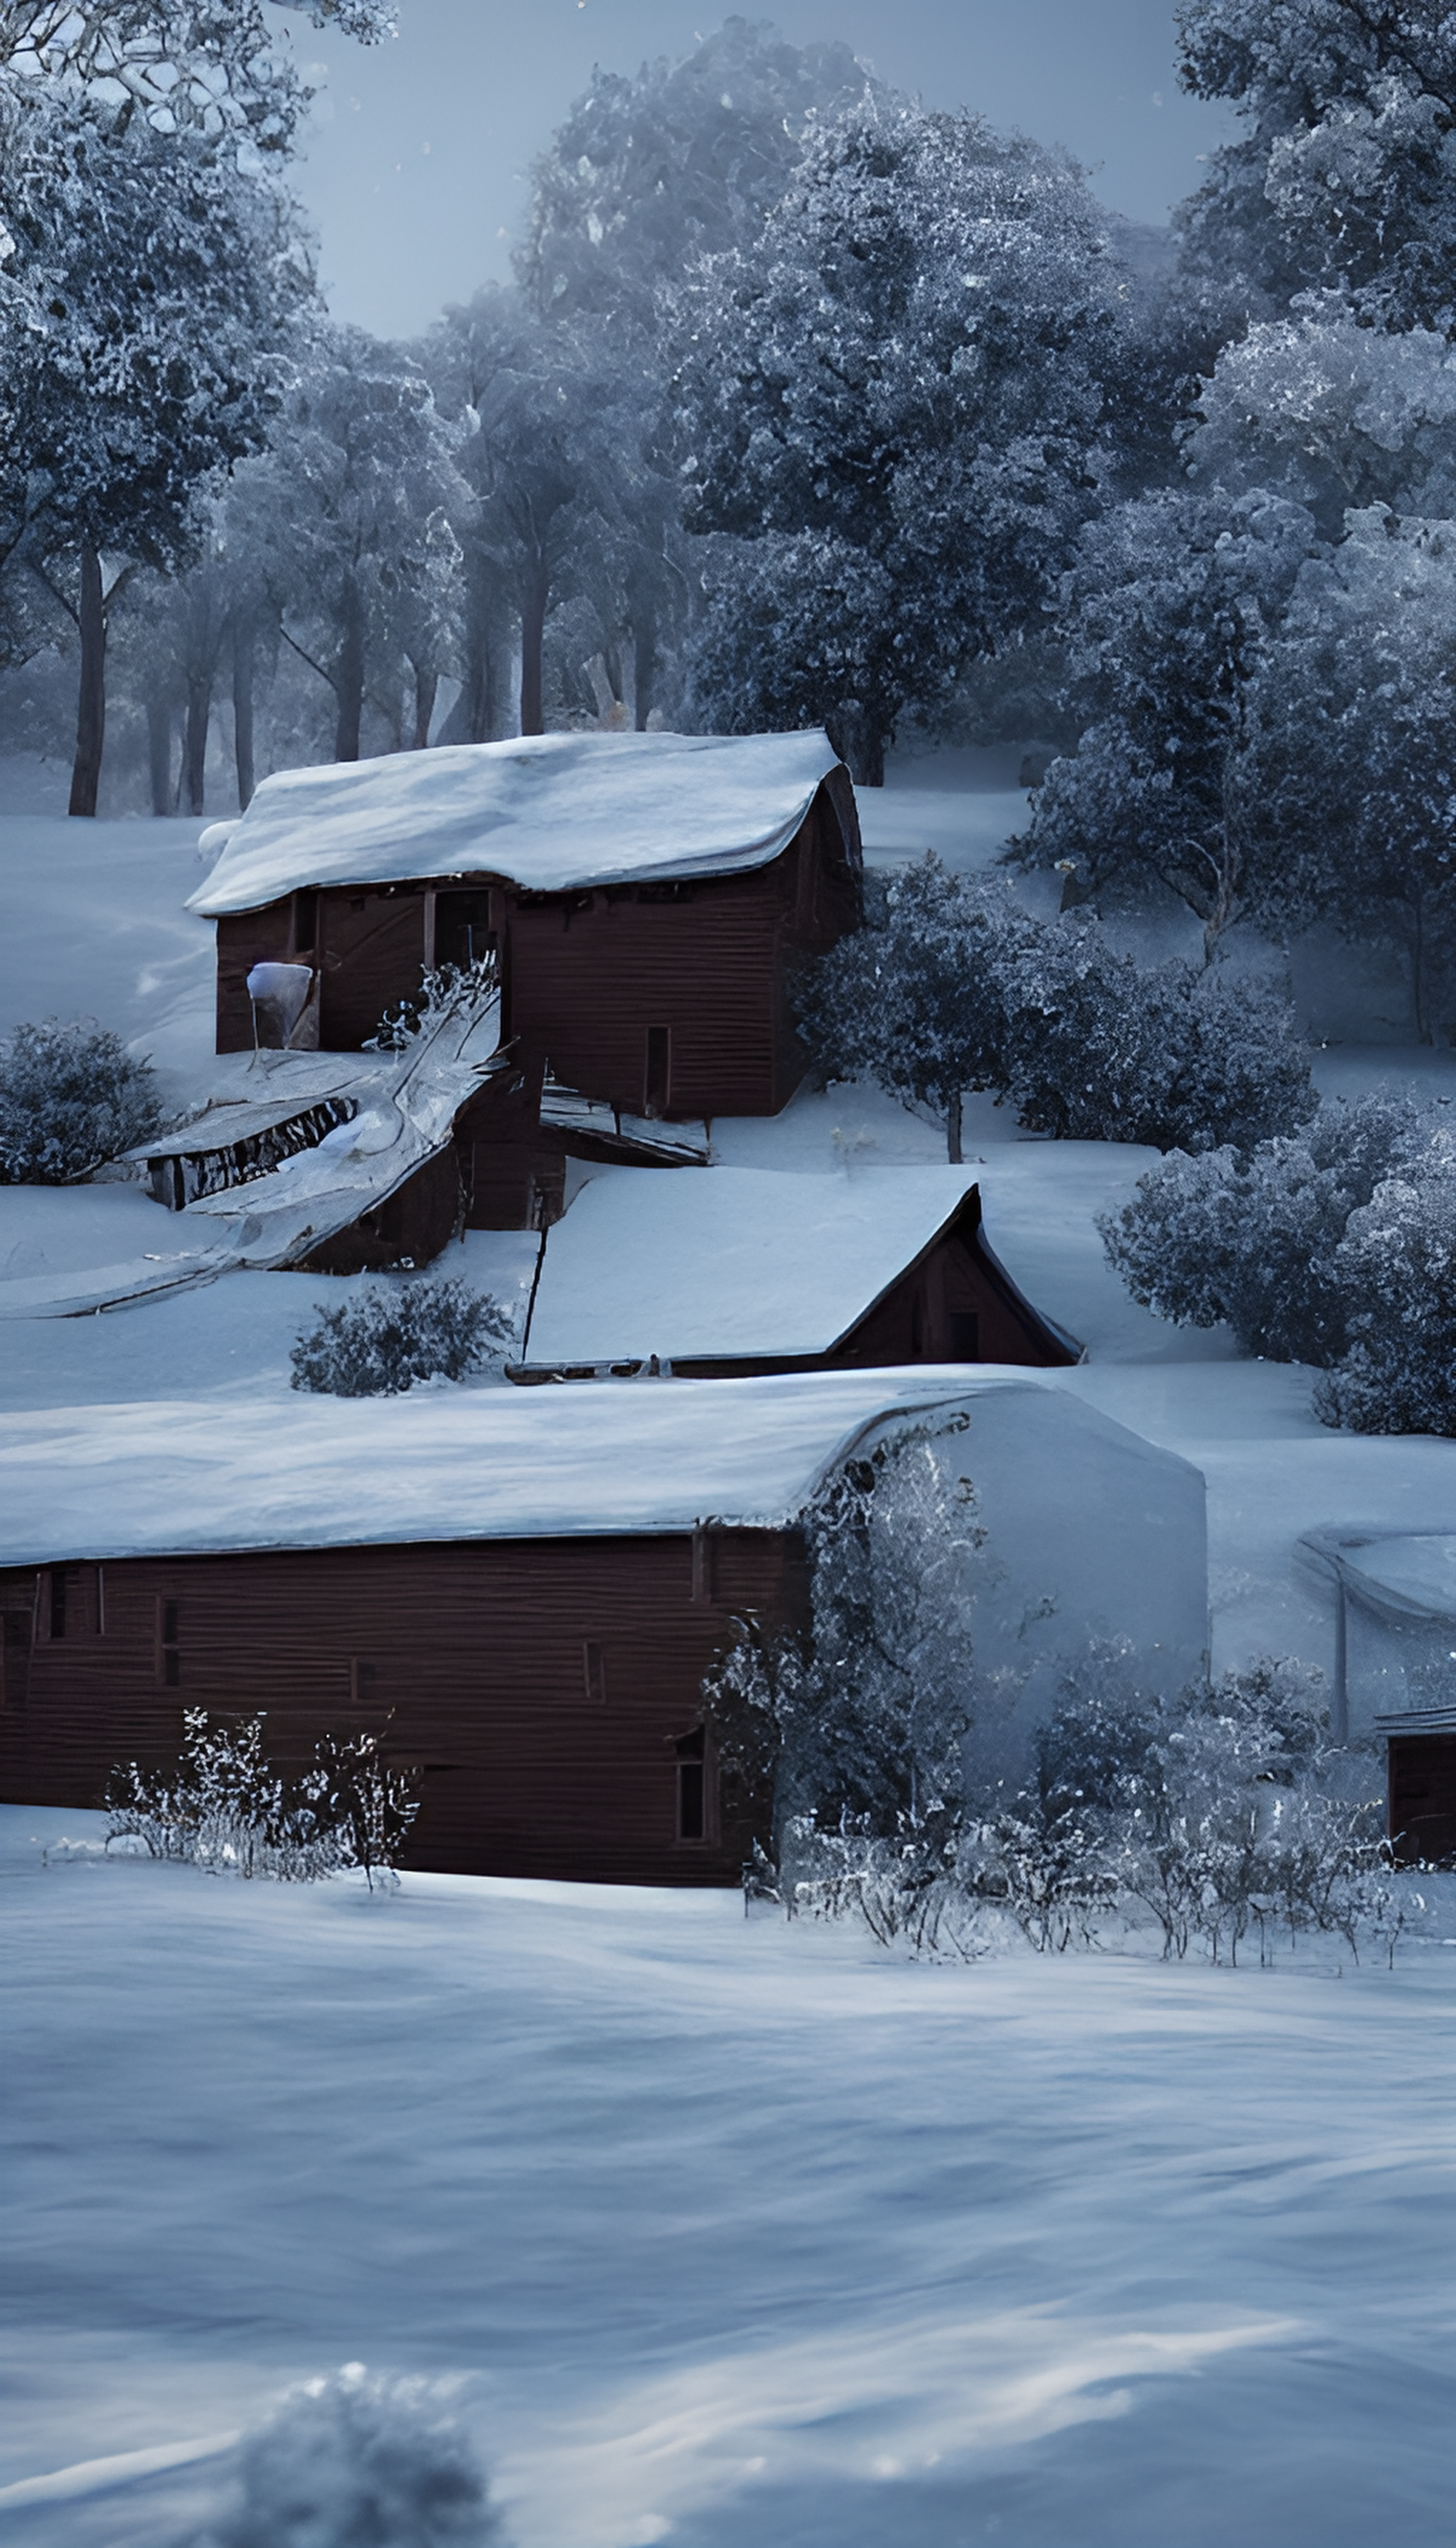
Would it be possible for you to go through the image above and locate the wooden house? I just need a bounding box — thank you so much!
[516,1167,1080,1379]
[0,1374,1207,1886]
[191,731,862,1123]
[1297,1526,1456,1865]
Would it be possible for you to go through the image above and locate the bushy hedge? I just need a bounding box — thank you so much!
[290,1278,515,1397]
[1100,1095,1456,1434]
[0,1015,161,1183]
[796,858,1315,1159]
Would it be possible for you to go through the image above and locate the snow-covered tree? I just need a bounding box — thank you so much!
[234,328,468,762]
[705,1415,983,1903]
[800,860,1315,1160]
[1017,486,1317,955]
[0,1015,161,1183]
[1314,1123,1456,1433]
[1189,304,1456,525]
[515,16,877,326]
[1174,0,1456,333]
[673,102,1123,782]
[0,73,313,811]
[1240,507,1456,1039]
[0,2,397,156]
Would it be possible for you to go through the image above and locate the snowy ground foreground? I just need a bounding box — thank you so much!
[1,1804,1452,2548]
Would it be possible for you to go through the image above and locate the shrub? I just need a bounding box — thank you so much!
[796,857,1315,1159]
[1100,1096,1456,1431]
[106,1708,420,1888]
[1313,1129,1456,1435]
[0,1015,161,1183]
[290,1278,515,1397]
[207,2365,501,2548]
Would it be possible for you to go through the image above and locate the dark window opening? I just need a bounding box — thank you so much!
[291,889,318,954]
[946,1312,980,1361]
[350,1659,377,1708]
[48,1570,68,1641]
[583,1639,607,1706]
[675,1727,707,1841]
[643,1026,671,1118]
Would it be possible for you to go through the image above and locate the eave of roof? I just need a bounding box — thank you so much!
[188,729,843,917]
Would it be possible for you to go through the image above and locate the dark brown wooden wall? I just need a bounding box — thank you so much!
[502,784,860,1120]
[0,1530,803,1886]
[1388,1734,1456,1865]
[212,777,862,1120]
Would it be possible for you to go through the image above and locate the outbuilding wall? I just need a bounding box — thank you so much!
[0,1529,801,1886]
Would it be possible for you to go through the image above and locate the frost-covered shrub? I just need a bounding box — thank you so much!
[1001,933,1315,1151]
[1101,1098,1456,1430]
[1313,1130,1456,1436]
[290,1278,514,1396]
[0,1015,161,1183]
[797,857,1315,1160]
[205,2364,501,2548]
[105,1709,420,1888]
[365,956,498,1053]
[1098,1092,1425,1363]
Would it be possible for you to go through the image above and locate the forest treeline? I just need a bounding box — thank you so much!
[1,4,1452,1032]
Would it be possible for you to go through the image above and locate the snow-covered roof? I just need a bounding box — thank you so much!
[1297,1526,1456,1625]
[524,1167,985,1366]
[188,730,844,916]
[0,1370,1056,1564]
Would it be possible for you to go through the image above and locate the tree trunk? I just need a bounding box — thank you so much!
[68,540,107,816]
[146,694,173,816]
[831,702,884,788]
[333,588,365,761]
[232,614,256,810]
[519,560,548,737]
[946,1089,963,1165]
[182,671,210,816]
[412,662,437,751]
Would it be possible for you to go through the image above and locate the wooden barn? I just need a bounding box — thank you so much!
[191,730,862,1122]
[0,1373,1208,1885]
[516,1167,1080,1379]
[1297,1526,1456,1865]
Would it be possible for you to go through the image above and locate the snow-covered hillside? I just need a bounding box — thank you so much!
[1,1808,1452,2548]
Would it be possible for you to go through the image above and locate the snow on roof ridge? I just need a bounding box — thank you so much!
[188,729,845,916]
[0,1368,1046,1567]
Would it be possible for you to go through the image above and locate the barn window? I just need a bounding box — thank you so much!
[350,1659,377,1707]
[946,1312,980,1360]
[643,1025,671,1118]
[291,889,318,954]
[157,1597,181,1688]
[583,1639,608,1706]
[675,1727,707,1841]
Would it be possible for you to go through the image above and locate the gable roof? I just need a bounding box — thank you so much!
[523,1166,990,1368]
[0,1369,1059,1565]
[189,729,844,917]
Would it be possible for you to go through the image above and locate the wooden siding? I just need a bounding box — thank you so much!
[1388,1733,1456,1866]
[0,1531,803,1886]
[208,775,863,1120]
[672,1192,1079,1378]
[452,1061,566,1232]
[503,781,860,1120]
[294,1145,464,1275]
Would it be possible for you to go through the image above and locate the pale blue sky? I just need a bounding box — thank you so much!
[289,1,1234,338]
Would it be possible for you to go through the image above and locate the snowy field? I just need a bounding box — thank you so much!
[2,1806,1453,2548]
[2,761,1455,2541]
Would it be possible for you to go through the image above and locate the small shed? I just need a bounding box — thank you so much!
[190,730,862,1120]
[1297,1527,1456,1863]
[0,1371,1205,1885]
[517,1167,1080,1377]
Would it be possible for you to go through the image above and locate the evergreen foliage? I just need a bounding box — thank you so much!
[0,1015,160,1183]
[289,1278,515,1397]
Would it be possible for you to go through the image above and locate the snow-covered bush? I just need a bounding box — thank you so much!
[969,1652,1403,1966]
[1313,1130,1456,1436]
[203,2363,501,2548]
[105,1709,420,1888]
[290,1278,514,1397]
[1101,1096,1456,1433]
[0,1015,160,1183]
[1098,1091,1425,1362]
[798,857,1315,1158]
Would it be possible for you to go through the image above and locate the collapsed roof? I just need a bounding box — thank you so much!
[189,729,845,916]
